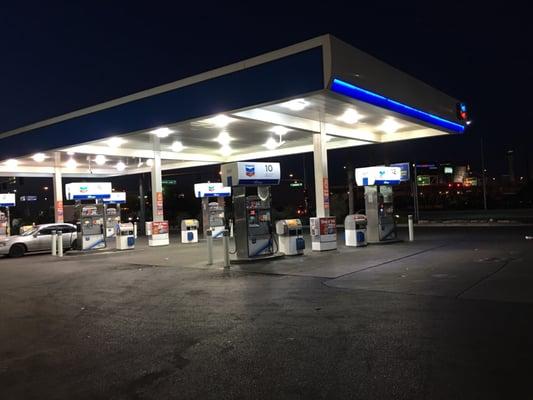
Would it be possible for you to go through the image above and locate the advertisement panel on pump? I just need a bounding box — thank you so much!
[194,183,231,198]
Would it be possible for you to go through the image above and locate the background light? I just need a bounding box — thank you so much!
[204,114,236,128]
[216,130,232,145]
[379,117,402,134]
[116,161,126,172]
[171,141,184,152]
[269,126,291,136]
[65,158,77,169]
[337,109,363,124]
[149,127,173,138]
[106,137,126,148]
[264,137,280,150]
[4,159,18,168]
[94,155,107,165]
[219,145,233,156]
[32,153,47,162]
[281,98,309,111]
[146,159,154,167]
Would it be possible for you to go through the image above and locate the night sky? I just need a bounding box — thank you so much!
[2,2,532,177]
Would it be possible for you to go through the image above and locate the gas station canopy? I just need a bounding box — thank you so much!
[0,35,466,178]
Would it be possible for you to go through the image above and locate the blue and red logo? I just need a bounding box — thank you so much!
[245,165,255,177]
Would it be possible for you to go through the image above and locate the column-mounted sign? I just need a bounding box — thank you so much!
[221,162,281,186]
[56,201,64,223]
[194,183,231,198]
[103,192,127,204]
[0,193,16,207]
[156,192,164,216]
[65,182,112,200]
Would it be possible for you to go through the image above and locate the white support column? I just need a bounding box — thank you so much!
[151,138,164,222]
[53,152,64,223]
[313,122,330,217]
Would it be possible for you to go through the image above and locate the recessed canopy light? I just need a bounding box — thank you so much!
[203,114,236,128]
[337,109,363,124]
[94,155,107,165]
[379,117,403,134]
[219,145,233,156]
[264,137,281,150]
[32,153,47,162]
[269,126,291,136]
[106,137,126,148]
[146,159,154,167]
[280,98,309,111]
[116,161,126,172]
[66,150,76,156]
[65,158,78,169]
[149,127,174,138]
[215,130,232,146]
[171,141,184,152]
[4,159,18,168]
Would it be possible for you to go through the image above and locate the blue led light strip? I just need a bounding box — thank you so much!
[330,78,465,133]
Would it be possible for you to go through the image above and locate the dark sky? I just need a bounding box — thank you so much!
[2,2,532,176]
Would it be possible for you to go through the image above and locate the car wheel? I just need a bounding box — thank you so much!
[9,244,26,258]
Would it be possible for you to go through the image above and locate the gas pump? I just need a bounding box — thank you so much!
[355,166,401,243]
[66,182,111,250]
[194,183,231,239]
[75,204,106,250]
[221,161,280,260]
[103,192,126,238]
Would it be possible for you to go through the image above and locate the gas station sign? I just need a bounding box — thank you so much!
[0,193,16,207]
[194,182,231,198]
[221,162,281,186]
[355,166,401,186]
[65,182,112,200]
[103,192,126,204]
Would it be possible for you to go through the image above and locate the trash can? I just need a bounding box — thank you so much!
[344,214,367,247]
[275,219,305,255]
[181,219,199,243]
[116,223,135,250]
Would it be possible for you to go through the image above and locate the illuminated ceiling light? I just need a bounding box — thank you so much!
[4,159,18,169]
[219,145,233,156]
[264,137,281,150]
[378,117,403,134]
[32,153,47,162]
[116,161,126,172]
[146,159,154,167]
[66,150,75,156]
[280,98,309,111]
[65,158,78,169]
[215,130,232,146]
[337,108,363,124]
[269,126,291,136]
[171,141,184,152]
[149,127,174,138]
[94,155,107,166]
[106,137,126,148]
[203,114,236,128]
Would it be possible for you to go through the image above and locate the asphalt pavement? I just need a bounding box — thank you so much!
[1,226,533,399]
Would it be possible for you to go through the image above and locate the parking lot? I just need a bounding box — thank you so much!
[1,226,533,399]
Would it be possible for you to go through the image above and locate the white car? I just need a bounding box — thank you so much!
[0,223,77,257]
